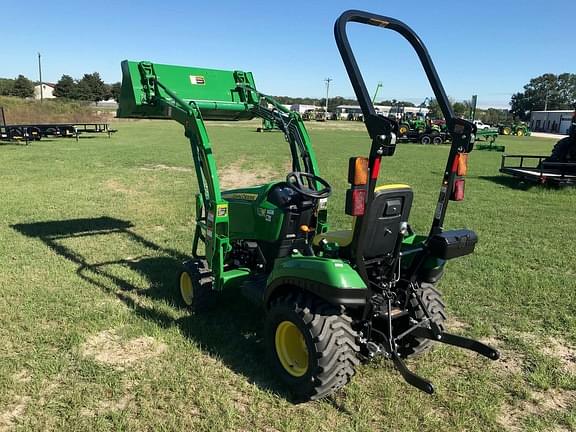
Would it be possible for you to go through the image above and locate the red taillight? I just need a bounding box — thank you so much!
[351,188,367,215]
[346,187,367,216]
[451,178,465,201]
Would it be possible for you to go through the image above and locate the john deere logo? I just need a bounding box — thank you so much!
[224,193,258,201]
[190,75,205,85]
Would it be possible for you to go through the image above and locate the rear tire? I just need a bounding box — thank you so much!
[399,123,410,136]
[502,126,512,135]
[516,129,524,137]
[265,292,360,401]
[397,282,446,358]
[432,135,443,145]
[547,137,576,163]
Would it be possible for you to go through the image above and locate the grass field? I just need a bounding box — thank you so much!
[1,120,575,431]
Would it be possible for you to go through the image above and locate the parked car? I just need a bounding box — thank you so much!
[473,120,491,130]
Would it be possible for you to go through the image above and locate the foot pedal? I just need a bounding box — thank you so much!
[240,274,267,305]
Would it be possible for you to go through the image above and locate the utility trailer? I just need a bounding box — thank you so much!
[476,128,503,151]
[398,129,448,144]
[499,154,576,186]
[74,123,117,138]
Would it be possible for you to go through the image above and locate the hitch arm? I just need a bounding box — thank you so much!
[411,327,500,360]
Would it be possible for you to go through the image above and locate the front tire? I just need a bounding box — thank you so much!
[178,259,215,311]
[265,293,360,401]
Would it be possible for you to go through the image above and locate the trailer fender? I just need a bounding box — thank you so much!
[265,256,367,307]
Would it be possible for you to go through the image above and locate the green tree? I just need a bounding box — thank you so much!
[452,101,467,117]
[74,72,107,102]
[0,78,14,96]
[510,73,576,120]
[109,82,121,102]
[53,75,76,98]
[9,75,35,98]
[426,98,442,119]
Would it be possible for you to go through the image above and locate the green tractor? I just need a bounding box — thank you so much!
[498,122,531,137]
[117,10,499,401]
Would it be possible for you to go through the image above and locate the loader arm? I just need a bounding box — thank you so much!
[117,60,327,289]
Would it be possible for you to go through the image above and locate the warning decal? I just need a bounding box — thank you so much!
[190,75,205,85]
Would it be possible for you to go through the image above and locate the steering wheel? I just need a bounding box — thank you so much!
[285,171,332,199]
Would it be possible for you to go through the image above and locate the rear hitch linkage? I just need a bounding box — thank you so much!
[369,287,500,394]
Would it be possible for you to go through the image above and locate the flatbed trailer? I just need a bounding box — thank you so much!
[398,129,449,144]
[0,122,117,142]
[499,154,576,186]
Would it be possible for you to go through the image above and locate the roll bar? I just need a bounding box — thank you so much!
[334,10,456,124]
[334,10,477,286]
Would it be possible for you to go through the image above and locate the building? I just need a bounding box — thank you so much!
[530,110,574,134]
[34,83,56,100]
[334,104,428,120]
[289,104,318,114]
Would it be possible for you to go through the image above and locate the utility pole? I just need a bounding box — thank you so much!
[324,77,332,120]
[372,82,382,104]
[38,52,43,102]
[544,90,549,111]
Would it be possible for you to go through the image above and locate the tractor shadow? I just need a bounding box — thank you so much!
[11,216,290,400]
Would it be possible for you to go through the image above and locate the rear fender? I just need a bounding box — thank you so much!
[265,256,367,307]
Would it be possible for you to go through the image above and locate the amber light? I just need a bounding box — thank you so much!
[451,153,469,176]
[350,157,369,185]
[457,153,468,176]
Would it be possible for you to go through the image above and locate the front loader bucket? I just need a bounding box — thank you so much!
[117,60,259,121]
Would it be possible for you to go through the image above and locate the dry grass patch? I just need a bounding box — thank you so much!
[0,396,30,431]
[80,329,167,369]
[103,179,139,195]
[541,337,576,374]
[219,159,282,189]
[498,388,576,431]
[11,370,31,384]
[139,163,193,172]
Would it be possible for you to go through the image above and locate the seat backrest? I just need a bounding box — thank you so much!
[362,184,413,259]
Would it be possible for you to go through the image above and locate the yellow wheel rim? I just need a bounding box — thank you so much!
[180,271,193,306]
[503,128,511,135]
[275,321,309,377]
[399,126,408,135]
[516,130,524,136]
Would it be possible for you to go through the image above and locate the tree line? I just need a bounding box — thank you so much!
[510,73,576,120]
[0,73,121,102]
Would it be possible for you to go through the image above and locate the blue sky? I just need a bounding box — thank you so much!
[3,0,574,108]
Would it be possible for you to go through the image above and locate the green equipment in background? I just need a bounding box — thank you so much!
[497,122,531,137]
[117,9,499,401]
[257,118,281,132]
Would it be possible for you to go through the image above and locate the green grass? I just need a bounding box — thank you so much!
[1,120,575,431]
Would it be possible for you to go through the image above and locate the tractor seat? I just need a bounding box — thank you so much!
[313,184,413,257]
